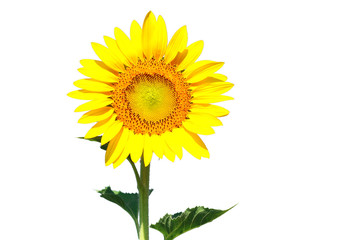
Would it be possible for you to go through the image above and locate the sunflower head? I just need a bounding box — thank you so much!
[68,11,233,168]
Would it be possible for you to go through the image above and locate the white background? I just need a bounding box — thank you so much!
[0,0,359,239]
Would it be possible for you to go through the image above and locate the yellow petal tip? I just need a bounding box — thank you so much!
[84,134,95,139]
[91,42,101,49]
[77,119,86,124]
[146,10,154,16]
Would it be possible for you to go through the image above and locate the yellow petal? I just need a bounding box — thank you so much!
[78,107,114,124]
[113,132,133,168]
[187,112,222,127]
[142,11,157,59]
[164,26,187,63]
[112,154,128,168]
[84,114,117,139]
[190,104,230,117]
[114,28,137,65]
[113,152,130,168]
[67,90,111,100]
[150,134,163,159]
[74,98,113,112]
[105,127,130,165]
[175,128,200,159]
[171,49,188,66]
[177,128,209,159]
[103,36,131,69]
[160,135,175,162]
[130,133,144,163]
[183,60,224,83]
[212,73,228,81]
[190,75,226,87]
[191,82,234,96]
[78,59,119,83]
[91,43,126,73]
[153,15,168,60]
[101,120,124,145]
[182,120,215,135]
[80,59,118,75]
[73,79,114,92]
[130,20,143,60]
[164,131,183,159]
[177,40,204,70]
[105,130,118,161]
[191,95,234,104]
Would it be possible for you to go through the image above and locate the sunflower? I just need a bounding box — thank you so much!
[68,12,233,168]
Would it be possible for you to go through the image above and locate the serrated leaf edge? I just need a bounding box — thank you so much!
[151,205,236,240]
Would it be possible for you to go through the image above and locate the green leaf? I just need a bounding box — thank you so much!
[97,186,153,233]
[77,136,108,150]
[150,205,235,240]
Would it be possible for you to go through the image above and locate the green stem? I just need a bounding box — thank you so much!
[138,155,150,240]
[127,157,141,190]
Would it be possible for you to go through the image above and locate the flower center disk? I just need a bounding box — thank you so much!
[112,58,192,135]
[126,74,176,122]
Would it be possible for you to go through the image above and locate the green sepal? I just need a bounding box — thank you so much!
[97,186,153,234]
[150,205,235,240]
[77,136,108,150]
